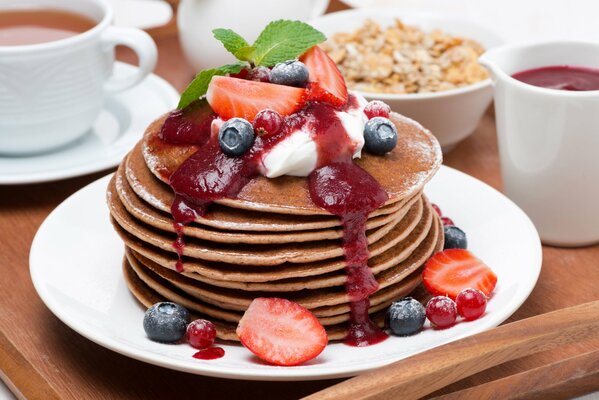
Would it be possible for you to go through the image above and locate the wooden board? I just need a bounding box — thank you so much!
[0,1,598,398]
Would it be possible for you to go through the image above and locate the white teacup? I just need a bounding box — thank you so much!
[0,0,157,155]
[480,41,599,247]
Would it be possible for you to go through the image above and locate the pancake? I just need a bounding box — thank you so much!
[114,107,445,343]
[124,258,396,341]
[113,199,433,290]
[140,111,442,216]
[108,186,425,266]
[126,145,406,232]
[123,213,440,313]
[125,248,424,324]
[113,168,421,244]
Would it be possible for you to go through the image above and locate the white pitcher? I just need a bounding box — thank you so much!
[177,0,329,72]
[479,41,599,247]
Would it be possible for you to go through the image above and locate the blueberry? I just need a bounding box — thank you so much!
[444,225,468,249]
[143,302,190,343]
[363,117,398,155]
[218,118,255,156]
[270,60,309,87]
[386,297,426,336]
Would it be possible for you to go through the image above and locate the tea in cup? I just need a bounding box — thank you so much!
[0,0,158,155]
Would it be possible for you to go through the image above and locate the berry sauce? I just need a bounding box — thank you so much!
[192,347,225,360]
[512,65,599,91]
[161,93,389,346]
[308,162,389,346]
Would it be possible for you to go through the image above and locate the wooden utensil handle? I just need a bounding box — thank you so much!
[430,347,599,399]
[304,300,599,400]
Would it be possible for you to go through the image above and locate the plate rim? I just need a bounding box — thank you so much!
[0,62,179,185]
[29,166,542,381]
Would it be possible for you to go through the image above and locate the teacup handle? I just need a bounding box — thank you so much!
[101,26,158,94]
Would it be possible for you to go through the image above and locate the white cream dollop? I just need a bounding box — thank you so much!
[260,92,369,178]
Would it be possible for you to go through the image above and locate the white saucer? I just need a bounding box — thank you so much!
[0,62,179,185]
[30,166,542,381]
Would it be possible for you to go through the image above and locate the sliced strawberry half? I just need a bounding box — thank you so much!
[300,46,348,107]
[236,298,328,366]
[206,76,307,121]
[423,249,498,300]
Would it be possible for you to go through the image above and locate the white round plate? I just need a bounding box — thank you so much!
[0,62,178,185]
[30,166,542,381]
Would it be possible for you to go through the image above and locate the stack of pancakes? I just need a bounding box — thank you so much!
[107,113,443,341]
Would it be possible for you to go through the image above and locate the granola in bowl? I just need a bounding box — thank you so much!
[321,19,489,95]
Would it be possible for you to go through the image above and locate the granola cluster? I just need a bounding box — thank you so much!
[321,19,489,94]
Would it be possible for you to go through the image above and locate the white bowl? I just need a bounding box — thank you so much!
[309,9,503,151]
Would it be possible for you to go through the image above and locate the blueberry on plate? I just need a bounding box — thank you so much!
[270,60,309,87]
[218,118,255,156]
[363,117,398,155]
[444,225,468,249]
[143,302,190,343]
[386,297,426,336]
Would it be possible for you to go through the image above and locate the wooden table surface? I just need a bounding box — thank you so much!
[1,2,599,399]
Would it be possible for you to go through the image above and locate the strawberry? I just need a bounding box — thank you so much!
[423,249,497,300]
[236,298,328,366]
[300,46,348,107]
[206,76,307,121]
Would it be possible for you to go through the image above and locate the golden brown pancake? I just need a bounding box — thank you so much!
[112,201,433,290]
[113,167,420,244]
[123,214,440,312]
[113,109,445,342]
[126,145,407,231]
[108,183,426,266]
[140,112,442,215]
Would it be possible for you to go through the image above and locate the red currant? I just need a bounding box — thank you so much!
[426,296,457,329]
[186,319,216,349]
[248,67,271,82]
[229,69,249,79]
[253,109,283,136]
[441,216,455,226]
[431,203,442,216]
[456,288,487,321]
[364,100,391,119]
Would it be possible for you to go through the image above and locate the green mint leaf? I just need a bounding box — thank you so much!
[234,46,256,62]
[178,62,247,109]
[212,28,250,55]
[252,20,326,66]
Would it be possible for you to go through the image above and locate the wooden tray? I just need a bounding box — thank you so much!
[1,2,598,398]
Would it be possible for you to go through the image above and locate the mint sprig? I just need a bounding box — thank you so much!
[178,62,246,109]
[178,20,326,109]
[212,29,250,59]
[212,20,326,67]
[251,20,326,66]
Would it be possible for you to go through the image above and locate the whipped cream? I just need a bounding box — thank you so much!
[209,92,371,178]
[262,93,368,178]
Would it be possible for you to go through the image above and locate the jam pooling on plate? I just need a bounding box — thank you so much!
[162,94,389,346]
[193,346,225,360]
[512,65,599,91]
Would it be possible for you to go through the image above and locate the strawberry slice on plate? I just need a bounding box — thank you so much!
[300,46,348,107]
[206,76,307,121]
[423,249,498,300]
[236,298,328,366]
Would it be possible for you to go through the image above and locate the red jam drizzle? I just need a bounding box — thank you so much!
[193,347,225,360]
[308,162,389,346]
[162,93,388,346]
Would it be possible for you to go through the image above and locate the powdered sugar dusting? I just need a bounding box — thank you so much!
[125,165,169,212]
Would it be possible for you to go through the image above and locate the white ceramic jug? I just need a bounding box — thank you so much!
[177,0,329,72]
[480,41,599,247]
